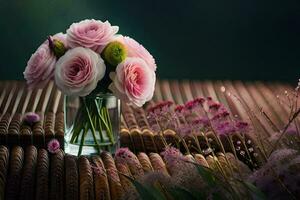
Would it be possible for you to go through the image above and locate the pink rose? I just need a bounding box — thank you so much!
[55,47,106,96]
[115,36,156,71]
[24,42,56,89]
[23,33,68,89]
[110,57,156,107]
[66,19,119,53]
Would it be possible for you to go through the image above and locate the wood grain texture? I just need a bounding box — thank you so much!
[35,149,49,200]
[65,155,79,200]
[49,150,64,200]
[0,146,9,200]
[0,145,256,199]
[78,156,94,200]
[19,146,37,200]
[5,146,24,200]
[0,80,297,155]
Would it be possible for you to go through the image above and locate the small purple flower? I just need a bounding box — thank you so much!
[218,109,230,118]
[209,102,221,111]
[174,105,186,117]
[147,101,173,114]
[115,147,134,164]
[184,98,206,112]
[177,124,192,137]
[207,96,213,101]
[193,97,206,105]
[192,116,210,130]
[184,100,197,111]
[215,121,236,136]
[286,125,298,136]
[161,146,184,166]
[150,124,160,132]
[47,139,60,154]
[191,119,203,130]
[174,105,185,113]
[211,113,222,121]
[200,116,210,128]
[23,112,40,125]
[235,120,250,133]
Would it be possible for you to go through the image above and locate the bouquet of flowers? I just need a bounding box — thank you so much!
[23,19,157,155]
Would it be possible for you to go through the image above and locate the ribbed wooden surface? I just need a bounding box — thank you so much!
[0,80,296,153]
[121,80,296,153]
[0,145,248,200]
[0,81,64,149]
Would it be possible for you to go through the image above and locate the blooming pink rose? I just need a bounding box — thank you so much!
[55,47,106,96]
[110,57,156,107]
[114,36,156,71]
[66,19,119,53]
[23,33,67,89]
[24,42,56,89]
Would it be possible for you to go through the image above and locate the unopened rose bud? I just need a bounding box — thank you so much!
[48,36,67,58]
[102,41,127,66]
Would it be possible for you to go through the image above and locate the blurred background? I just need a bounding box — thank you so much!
[0,0,299,82]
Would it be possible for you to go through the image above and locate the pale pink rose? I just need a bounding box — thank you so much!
[110,57,156,107]
[55,47,106,96]
[23,42,56,89]
[23,33,68,89]
[115,36,156,71]
[66,19,119,53]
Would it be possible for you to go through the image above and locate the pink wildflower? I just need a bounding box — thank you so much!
[114,147,134,164]
[174,105,185,113]
[161,146,184,166]
[47,139,60,154]
[176,124,192,137]
[184,100,197,111]
[235,121,250,133]
[215,121,236,136]
[147,101,173,114]
[286,125,298,136]
[23,112,40,125]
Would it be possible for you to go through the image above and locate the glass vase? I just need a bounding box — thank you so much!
[64,93,120,156]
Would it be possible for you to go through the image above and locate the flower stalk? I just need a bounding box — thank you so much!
[67,95,118,156]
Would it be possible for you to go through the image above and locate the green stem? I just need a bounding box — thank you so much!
[70,106,84,143]
[95,99,104,142]
[78,123,88,156]
[83,98,101,154]
[101,107,115,144]
[95,99,115,143]
[97,117,104,142]
[105,107,113,132]
[193,133,202,154]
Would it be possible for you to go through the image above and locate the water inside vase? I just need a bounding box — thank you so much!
[64,94,120,156]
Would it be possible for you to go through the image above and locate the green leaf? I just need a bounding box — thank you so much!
[188,188,208,200]
[167,187,200,200]
[122,174,165,200]
[243,181,266,200]
[195,164,216,187]
[211,191,223,200]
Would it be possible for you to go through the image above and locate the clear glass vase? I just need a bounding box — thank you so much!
[64,93,121,156]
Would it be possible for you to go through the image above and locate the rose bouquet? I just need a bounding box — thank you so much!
[23,19,157,155]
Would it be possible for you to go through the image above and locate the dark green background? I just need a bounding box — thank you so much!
[0,0,299,81]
